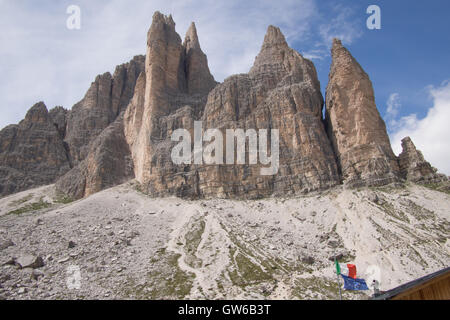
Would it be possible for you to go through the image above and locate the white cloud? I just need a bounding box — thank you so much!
[302,49,327,61]
[319,5,363,47]
[386,93,401,119]
[390,81,450,175]
[0,0,320,130]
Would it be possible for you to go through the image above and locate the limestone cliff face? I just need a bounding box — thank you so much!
[52,56,145,198]
[65,55,144,165]
[126,15,339,199]
[196,26,340,198]
[325,39,400,188]
[48,106,68,139]
[55,113,134,199]
[0,102,71,196]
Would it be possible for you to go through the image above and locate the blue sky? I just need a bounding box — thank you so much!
[306,0,450,126]
[0,0,449,173]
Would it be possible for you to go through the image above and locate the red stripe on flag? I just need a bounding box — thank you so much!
[347,264,357,279]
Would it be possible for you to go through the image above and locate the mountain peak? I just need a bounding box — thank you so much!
[151,11,175,29]
[184,22,200,51]
[332,38,343,48]
[147,11,180,46]
[262,25,288,49]
[24,102,49,124]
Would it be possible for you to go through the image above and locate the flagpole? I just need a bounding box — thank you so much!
[334,255,342,301]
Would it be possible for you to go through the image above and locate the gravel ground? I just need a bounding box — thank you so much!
[0,181,449,300]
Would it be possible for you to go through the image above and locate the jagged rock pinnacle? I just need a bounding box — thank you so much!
[325,40,400,187]
[23,102,49,124]
[332,38,343,48]
[262,25,288,48]
[184,22,200,51]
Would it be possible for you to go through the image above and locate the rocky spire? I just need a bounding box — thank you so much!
[183,22,217,95]
[249,25,289,81]
[398,137,447,183]
[146,11,186,96]
[325,38,400,187]
[125,12,213,184]
[261,25,289,49]
[22,101,49,125]
[184,22,200,51]
[249,25,321,96]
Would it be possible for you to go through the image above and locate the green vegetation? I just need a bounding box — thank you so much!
[122,251,195,299]
[292,277,340,300]
[228,248,273,288]
[292,276,366,300]
[132,181,148,195]
[53,194,74,204]
[7,197,52,215]
[423,183,450,195]
[184,215,206,268]
[370,183,407,194]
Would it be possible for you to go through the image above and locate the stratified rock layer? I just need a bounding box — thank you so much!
[0,102,71,196]
[196,26,340,198]
[325,39,400,188]
[56,113,134,199]
[126,15,340,199]
[65,56,144,165]
[53,56,145,198]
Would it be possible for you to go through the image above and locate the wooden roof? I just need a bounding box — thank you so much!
[372,266,450,300]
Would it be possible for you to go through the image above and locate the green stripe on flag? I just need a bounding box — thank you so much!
[335,259,341,275]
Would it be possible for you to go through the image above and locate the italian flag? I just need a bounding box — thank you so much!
[335,261,357,279]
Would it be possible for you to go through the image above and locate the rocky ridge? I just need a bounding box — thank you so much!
[0,12,448,200]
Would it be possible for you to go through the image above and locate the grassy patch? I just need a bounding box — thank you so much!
[7,197,52,215]
[121,251,195,299]
[406,246,429,268]
[132,181,147,195]
[423,183,450,195]
[53,194,74,204]
[184,215,206,268]
[292,276,367,300]
[369,217,401,243]
[292,277,340,300]
[370,183,407,194]
[228,248,273,288]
